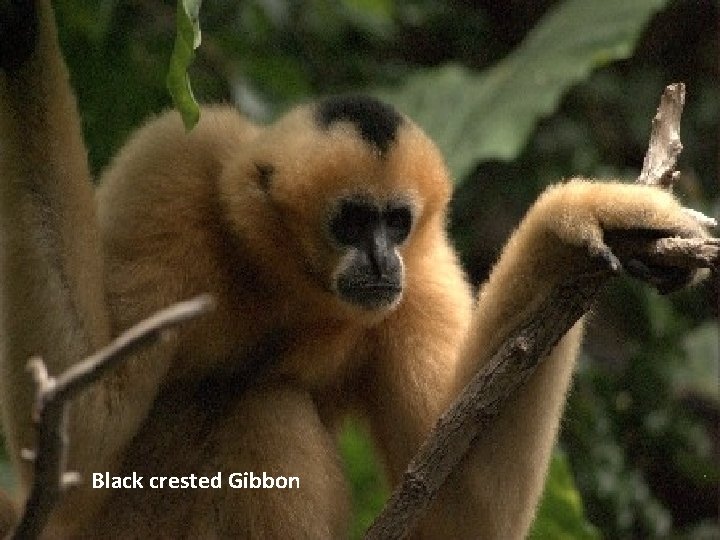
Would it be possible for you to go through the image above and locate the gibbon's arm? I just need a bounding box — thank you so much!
[365,180,708,539]
[0,1,172,531]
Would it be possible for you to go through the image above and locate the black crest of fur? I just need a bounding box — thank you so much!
[315,95,403,155]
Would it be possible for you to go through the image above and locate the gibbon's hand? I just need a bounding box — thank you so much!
[531,179,715,293]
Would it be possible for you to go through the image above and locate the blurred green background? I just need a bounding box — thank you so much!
[2,0,718,537]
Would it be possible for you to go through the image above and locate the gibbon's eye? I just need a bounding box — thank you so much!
[384,205,413,245]
[329,199,379,247]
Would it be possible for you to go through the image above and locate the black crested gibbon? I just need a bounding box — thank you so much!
[0,2,712,538]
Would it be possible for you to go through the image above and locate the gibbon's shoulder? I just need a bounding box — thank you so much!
[100,105,260,188]
[97,106,258,226]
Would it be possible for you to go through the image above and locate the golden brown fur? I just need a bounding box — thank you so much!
[0,490,15,535]
[0,2,710,538]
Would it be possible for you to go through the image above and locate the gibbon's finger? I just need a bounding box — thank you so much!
[624,258,696,295]
[624,258,654,281]
[681,207,717,229]
[587,242,623,274]
[652,265,698,295]
[602,227,707,293]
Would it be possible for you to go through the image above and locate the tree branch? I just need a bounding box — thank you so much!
[612,237,719,271]
[8,295,214,540]
[365,83,717,539]
[637,82,685,189]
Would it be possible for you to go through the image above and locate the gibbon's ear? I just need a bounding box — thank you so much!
[0,0,39,71]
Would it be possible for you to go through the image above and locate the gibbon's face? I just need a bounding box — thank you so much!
[228,95,452,314]
[326,192,415,310]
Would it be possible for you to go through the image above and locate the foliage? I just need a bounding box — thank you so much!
[530,452,600,539]
[377,0,670,181]
[339,420,388,540]
[167,0,203,129]
[563,283,719,538]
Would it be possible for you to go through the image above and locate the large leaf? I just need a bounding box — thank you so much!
[377,0,670,182]
[167,0,202,130]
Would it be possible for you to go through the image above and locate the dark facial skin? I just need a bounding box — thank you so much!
[328,196,414,310]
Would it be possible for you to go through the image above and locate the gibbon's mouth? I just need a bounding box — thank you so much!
[337,281,403,310]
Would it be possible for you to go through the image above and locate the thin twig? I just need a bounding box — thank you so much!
[613,237,719,271]
[637,82,685,188]
[9,295,214,540]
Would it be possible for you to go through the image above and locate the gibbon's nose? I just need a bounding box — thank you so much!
[367,225,393,279]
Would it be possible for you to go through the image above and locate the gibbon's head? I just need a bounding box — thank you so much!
[220,95,452,318]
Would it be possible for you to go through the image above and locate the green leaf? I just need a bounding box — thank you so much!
[339,419,389,540]
[377,0,670,182]
[167,0,202,130]
[530,451,600,539]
